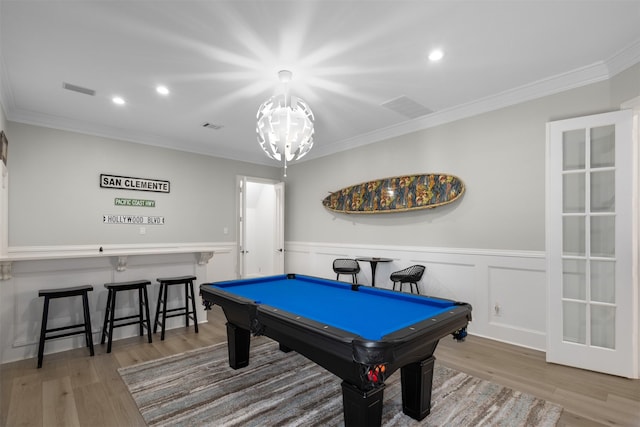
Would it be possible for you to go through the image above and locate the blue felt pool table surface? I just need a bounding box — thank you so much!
[206,275,458,340]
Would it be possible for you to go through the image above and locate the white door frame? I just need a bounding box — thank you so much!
[546,109,638,378]
[236,176,285,279]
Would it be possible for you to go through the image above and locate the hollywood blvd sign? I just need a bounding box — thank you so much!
[103,215,165,225]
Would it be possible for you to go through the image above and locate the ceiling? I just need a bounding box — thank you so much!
[1,1,639,167]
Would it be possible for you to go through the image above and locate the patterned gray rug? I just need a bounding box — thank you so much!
[118,338,562,426]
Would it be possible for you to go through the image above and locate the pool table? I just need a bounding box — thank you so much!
[200,274,472,427]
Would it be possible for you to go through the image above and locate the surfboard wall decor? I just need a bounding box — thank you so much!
[322,174,464,214]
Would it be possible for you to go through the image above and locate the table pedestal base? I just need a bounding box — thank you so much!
[400,356,435,420]
[341,381,385,427]
[227,322,250,369]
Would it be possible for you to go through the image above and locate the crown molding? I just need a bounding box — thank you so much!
[606,38,640,77]
[6,107,276,166]
[310,59,623,160]
[0,57,15,121]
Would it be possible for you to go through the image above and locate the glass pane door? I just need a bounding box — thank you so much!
[547,109,636,378]
[561,125,616,349]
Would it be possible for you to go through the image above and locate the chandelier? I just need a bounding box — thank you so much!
[256,70,315,176]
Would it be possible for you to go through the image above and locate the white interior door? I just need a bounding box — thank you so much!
[237,176,247,278]
[237,176,285,278]
[546,109,638,378]
[274,182,285,274]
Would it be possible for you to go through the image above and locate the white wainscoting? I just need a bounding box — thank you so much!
[0,243,236,364]
[2,241,547,363]
[285,241,547,351]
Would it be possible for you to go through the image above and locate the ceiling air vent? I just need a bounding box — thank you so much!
[62,82,96,96]
[202,122,224,130]
[381,95,432,119]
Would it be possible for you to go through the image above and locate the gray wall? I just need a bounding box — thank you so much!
[285,63,640,251]
[7,123,281,246]
[6,63,639,249]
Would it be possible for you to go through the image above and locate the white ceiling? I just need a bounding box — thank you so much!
[1,1,639,167]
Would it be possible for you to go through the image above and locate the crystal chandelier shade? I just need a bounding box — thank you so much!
[256,71,314,175]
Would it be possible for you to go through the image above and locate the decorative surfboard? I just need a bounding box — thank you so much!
[322,174,465,214]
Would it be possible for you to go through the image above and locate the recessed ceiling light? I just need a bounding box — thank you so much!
[428,49,444,61]
[112,96,125,105]
[156,85,169,95]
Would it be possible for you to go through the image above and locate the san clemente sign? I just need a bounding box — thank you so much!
[100,174,170,193]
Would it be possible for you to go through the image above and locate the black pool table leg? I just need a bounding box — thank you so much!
[278,343,292,353]
[341,381,385,427]
[226,322,251,369]
[400,356,435,420]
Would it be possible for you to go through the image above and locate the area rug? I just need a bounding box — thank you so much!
[118,338,562,426]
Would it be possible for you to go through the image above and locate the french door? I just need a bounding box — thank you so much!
[546,109,637,378]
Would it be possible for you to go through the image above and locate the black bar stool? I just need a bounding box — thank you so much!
[390,265,426,294]
[37,285,94,368]
[154,275,198,340]
[100,280,152,353]
[333,259,360,284]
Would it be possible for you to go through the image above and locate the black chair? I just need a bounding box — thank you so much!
[101,280,153,353]
[37,285,94,368]
[154,275,198,340]
[333,259,360,284]
[390,265,425,294]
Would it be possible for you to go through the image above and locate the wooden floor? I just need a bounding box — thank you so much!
[1,306,638,427]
